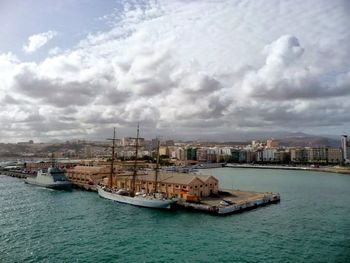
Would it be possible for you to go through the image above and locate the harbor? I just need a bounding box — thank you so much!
[0,166,280,215]
[1,165,347,263]
[0,128,281,215]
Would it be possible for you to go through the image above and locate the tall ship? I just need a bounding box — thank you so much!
[97,187,177,209]
[25,165,72,190]
[97,126,177,209]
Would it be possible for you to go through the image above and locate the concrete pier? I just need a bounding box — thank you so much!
[0,170,31,179]
[225,163,309,171]
[176,189,280,215]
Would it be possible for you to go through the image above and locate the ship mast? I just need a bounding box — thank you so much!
[107,128,117,188]
[131,123,140,195]
[154,138,160,193]
[50,152,55,168]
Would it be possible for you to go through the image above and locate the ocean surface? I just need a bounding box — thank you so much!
[1,168,349,262]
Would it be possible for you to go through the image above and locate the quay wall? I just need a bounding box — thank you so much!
[225,164,350,175]
[176,189,280,215]
[0,170,30,178]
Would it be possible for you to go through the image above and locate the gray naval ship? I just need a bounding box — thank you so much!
[25,166,72,190]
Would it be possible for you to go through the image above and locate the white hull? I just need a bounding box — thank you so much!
[98,187,177,209]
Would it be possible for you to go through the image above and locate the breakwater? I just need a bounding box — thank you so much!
[225,163,310,170]
[225,163,350,175]
[0,170,30,178]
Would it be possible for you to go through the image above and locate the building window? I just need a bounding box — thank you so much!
[162,184,165,186]
[210,184,212,186]
[200,185,202,188]
[175,185,179,188]
[195,186,198,188]
[190,186,193,189]
[205,184,208,187]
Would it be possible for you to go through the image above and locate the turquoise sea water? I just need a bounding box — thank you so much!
[1,168,349,262]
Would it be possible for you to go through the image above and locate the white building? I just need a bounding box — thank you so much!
[263,148,277,162]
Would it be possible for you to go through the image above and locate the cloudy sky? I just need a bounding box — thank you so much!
[0,0,349,142]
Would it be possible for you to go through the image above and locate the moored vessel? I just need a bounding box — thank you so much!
[97,126,177,209]
[97,186,176,209]
[25,167,72,190]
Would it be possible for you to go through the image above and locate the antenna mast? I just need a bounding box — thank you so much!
[107,128,117,188]
[131,123,140,195]
[50,152,55,168]
[154,138,160,193]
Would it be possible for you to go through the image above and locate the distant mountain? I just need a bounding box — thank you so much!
[278,134,340,147]
[213,131,342,147]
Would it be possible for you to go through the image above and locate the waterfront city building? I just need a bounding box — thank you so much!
[159,146,168,156]
[196,148,208,162]
[327,148,343,164]
[168,146,178,159]
[290,148,308,163]
[122,137,145,147]
[307,147,328,163]
[263,148,277,162]
[266,138,279,148]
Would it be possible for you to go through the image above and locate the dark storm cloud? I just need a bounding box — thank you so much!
[1,94,23,105]
[232,99,350,129]
[23,113,45,123]
[13,65,100,107]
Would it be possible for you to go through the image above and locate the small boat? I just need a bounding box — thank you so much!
[25,167,72,190]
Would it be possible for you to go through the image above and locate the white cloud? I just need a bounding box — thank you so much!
[242,35,350,100]
[48,47,61,56]
[1,0,350,142]
[23,30,57,53]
